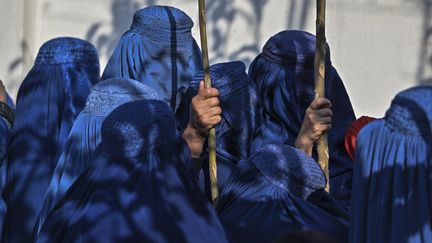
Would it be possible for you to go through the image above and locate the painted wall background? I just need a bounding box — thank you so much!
[1,0,431,117]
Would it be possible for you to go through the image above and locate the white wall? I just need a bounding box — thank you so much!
[0,0,430,118]
[0,0,24,97]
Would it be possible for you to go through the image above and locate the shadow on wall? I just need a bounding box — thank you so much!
[202,0,310,65]
[286,0,310,31]
[6,39,30,96]
[205,0,269,65]
[417,0,432,86]
[84,0,313,68]
[86,0,142,61]
[6,0,314,95]
[6,0,432,101]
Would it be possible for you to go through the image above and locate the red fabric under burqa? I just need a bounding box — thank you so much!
[344,116,377,161]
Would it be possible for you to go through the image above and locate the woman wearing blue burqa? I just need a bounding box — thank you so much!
[2,37,100,243]
[0,81,15,237]
[350,86,432,243]
[101,5,202,113]
[177,61,262,199]
[217,144,349,243]
[36,100,230,243]
[249,30,356,209]
[34,78,159,237]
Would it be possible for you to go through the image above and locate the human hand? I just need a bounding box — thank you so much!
[0,80,7,103]
[295,98,332,156]
[189,80,222,137]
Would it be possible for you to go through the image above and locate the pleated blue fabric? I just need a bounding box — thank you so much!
[36,100,230,243]
[177,61,262,199]
[217,144,349,243]
[249,30,356,209]
[34,78,159,237]
[350,86,432,243]
[6,95,13,108]
[2,37,100,243]
[0,93,14,165]
[101,5,203,112]
[0,118,10,166]
[0,120,9,238]
[0,93,14,237]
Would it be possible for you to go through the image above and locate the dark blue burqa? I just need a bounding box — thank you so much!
[102,5,203,112]
[34,78,159,237]
[2,37,100,243]
[0,93,14,166]
[249,30,356,209]
[177,61,262,199]
[350,86,432,243]
[217,144,349,243]
[36,100,230,243]
[0,94,14,237]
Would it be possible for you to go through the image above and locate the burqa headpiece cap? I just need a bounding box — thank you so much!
[83,78,159,116]
[101,99,177,157]
[385,86,432,137]
[35,37,99,65]
[262,30,331,71]
[130,5,194,41]
[252,145,326,198]
[190,61,250,97]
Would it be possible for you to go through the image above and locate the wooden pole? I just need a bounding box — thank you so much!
[198,0,219,205]
[315,0,330,192]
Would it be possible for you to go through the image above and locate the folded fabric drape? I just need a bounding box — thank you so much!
[0,92,14,238]
[249,30,356,209]
[177,61,262,199]
[102,5,203,112]
[2,37,100,243]
[217,144,349,243]
[350,86,432,243]
[34,77,159,237]
[36,99,230,243]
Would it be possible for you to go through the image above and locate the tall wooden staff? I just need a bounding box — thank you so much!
[198,0,219,205]
[315,0,330,192]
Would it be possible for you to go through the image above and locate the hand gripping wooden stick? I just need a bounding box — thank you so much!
[198,0,219,205]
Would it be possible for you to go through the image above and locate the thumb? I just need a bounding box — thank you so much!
[199,80,205,91]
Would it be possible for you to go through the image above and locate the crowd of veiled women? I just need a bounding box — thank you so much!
[0,5,430,243]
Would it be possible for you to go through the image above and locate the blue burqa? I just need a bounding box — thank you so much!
[350,86,432,243]
[217,144,349,243]
[102,5,203,112]
[34,78,159,237]
[0,94,14,237]
[177,61,262,199]
[2,37,100,243]
[249,30,356,209]
[36,100,230,243]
